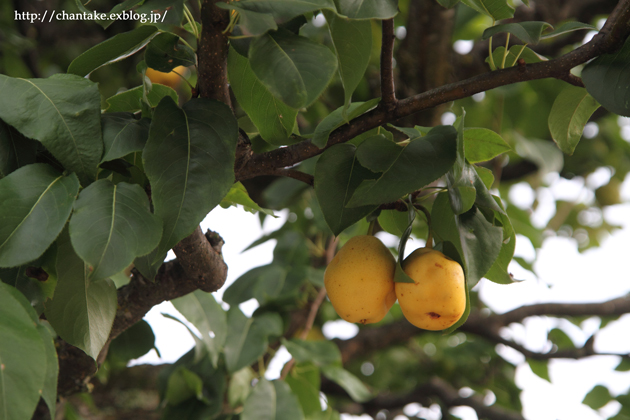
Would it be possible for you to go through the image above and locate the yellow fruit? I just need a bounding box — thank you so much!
[145,65,187,89]
[396,248,465,331]
[324,235,396,324]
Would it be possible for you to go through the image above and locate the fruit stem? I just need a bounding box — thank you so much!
[415,204,433,249]
[367,219,377,236]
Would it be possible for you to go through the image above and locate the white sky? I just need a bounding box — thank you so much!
[134,171,630,420]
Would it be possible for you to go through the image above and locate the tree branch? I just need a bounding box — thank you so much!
[335,295,630,364]
[56,231,228,397]
[380,18,397,108]
[235,0,630,181]
[268,168,315,186]
[359,376,526,420]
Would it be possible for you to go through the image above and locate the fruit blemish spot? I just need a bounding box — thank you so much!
[428,312,441,319]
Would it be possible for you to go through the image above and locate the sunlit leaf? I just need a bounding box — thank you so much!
[548,85,600,155]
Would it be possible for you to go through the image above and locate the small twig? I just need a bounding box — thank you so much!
[269,168,314,186]
[280,237,338,379]
[380,18,397,108]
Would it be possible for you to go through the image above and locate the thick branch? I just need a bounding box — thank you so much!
[359,376,525,420]
[173,0,235,286]
[235,0,630,181]
[198,0,231,105]
[56,231,228,397]
[335,296,630,364]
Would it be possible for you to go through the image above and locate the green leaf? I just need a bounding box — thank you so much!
[461,0,514,20]
[162,313,208,363]
[219,0,336,24]
[540,21,596,40]
[482,21,553,44]
[108,320,156,362]
[528,359,550,382]
[38,323,58,419]
[446,114,476,215]
[158,348,226,418]
[285,363,322,417]
[437,0,460,7]
[45,229,117,360]
[0,282,47,420]
[228,367,256,408]
[0,164,79,268]
[393,198,416,284]
[377,209,408,236]
[321,365,372,402]
[224,308,283,373]
[514,133,563,176]
[242,379,305,420]
[100,113,150,163]
[281,338,342,366]
[165,366,204,405]
[464,128,511,163]
[314,143,379,235]
[248,29,338,109]
[145,32,196,72]
[548,85,600,155]
[548,328,575,350]
[100,0,145,28]
[583,37,630,117]
[0,120,38,178]
[615,358,630,372]
[0,74,102,185]
[69,180,162,280]
[485,45,545,69]
[135,0,185,26]
[311,99,380,148]
[326,12,372,113]
[223,264,287,305]
[143,97,238,266]
[67,25,158,76]
[233,9,278,38]
[432,194,502,286]
[583,385,613,410]
[348,126,457,207]
[171,291,227,368]
[228,48,298,145]
[474,166,494,189]
[483,198,516,284]
[336,0,398,19]
[0,267,46,315]
[220,182,276,217]
[105,84,179,113]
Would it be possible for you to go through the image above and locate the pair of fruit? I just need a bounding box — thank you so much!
[324,235,465,331]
